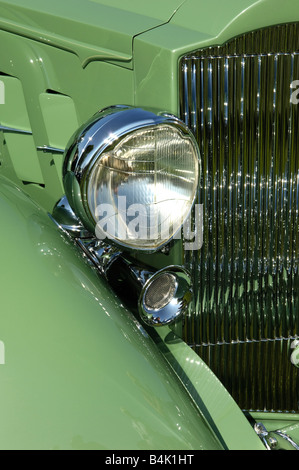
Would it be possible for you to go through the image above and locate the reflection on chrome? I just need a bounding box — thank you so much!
[62,105,199,251]
[51,199,193,327]
[180,22,299,413]
[138,266,192,327]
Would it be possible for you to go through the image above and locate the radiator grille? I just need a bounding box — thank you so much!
[180,23,299,412]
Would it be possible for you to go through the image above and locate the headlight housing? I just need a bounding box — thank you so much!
[63,106,199,251]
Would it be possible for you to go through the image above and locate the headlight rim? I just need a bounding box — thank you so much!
[63,105,200,253]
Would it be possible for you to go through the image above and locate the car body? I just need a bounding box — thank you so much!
[0,0,298,450]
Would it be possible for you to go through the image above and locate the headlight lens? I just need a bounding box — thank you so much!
[63,106,199,251]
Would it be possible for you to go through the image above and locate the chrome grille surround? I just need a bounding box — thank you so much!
[180,23,299,412]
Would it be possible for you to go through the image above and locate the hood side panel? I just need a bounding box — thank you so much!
[0,0,185,66]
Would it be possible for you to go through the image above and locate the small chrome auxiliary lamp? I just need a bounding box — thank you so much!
[52,196,192,327]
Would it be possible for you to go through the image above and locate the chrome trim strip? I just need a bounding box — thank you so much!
[37,145,64,154]
[273,431,299,450]
[0,125,32,135]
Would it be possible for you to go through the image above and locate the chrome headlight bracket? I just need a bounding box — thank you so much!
[52,105,198,327]
[51,197,193,327]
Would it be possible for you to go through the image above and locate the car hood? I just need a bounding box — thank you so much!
[0,0,186,66]
[169,0,299,44]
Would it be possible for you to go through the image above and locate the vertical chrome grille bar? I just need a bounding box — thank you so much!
[180,23,299,412]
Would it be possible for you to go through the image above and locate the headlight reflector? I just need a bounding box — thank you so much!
[63,106,199,251]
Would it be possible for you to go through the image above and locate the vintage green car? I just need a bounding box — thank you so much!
[0,0,298,451]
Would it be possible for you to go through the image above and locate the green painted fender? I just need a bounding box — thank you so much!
[0,175,222,450]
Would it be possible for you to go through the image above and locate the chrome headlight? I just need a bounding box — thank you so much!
[63,106,199,251]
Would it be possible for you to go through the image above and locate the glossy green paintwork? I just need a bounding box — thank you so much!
[0,175,224,450]
[0,28,134,211]
[134,0,299,114]
[0,0,297,450]
[0,0,185,67]
[154,328,265,450]
[39,93,79,151]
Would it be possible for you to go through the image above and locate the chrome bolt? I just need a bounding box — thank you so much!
[268,437,278,449]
